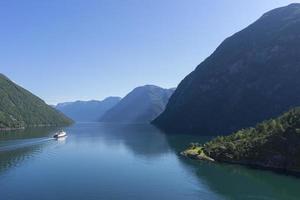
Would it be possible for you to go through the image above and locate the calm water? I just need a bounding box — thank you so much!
[0,123,299,200]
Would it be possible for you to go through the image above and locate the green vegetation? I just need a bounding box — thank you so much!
[184,108,300,172]
[0,74,73,129]
[182,143,214,161]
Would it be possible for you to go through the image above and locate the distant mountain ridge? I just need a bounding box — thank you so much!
[56,97,121,122]
[153,3,300,135]
[0,74,73,129]
[100,85,175,123]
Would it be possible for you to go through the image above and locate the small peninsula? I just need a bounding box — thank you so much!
[183,108,300,173]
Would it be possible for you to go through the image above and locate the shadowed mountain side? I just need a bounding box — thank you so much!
[153,3,300,135]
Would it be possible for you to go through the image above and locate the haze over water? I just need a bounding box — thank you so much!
[0,123,299,200]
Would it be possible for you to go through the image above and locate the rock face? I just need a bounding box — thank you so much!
[100,85,175,123]
[183,107,300,173]
[0,74,73,129]
[153,4,300,135]
[56,97,121,122]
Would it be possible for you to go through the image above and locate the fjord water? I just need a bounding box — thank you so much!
[0,124,299,200]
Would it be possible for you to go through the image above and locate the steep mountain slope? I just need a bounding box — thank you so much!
[0,74,73,129]
[154,4,300,134]
[56,97,121,122]
[183,107,300,173]
[100,85,175,123]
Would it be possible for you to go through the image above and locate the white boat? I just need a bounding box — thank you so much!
[53,131,67,138]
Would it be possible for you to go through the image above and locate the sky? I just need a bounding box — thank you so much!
[1,0,299,104]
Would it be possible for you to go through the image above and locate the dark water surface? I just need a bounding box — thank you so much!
[0,123,299,200]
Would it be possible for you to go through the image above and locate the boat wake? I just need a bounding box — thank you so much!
[0,137,55,152]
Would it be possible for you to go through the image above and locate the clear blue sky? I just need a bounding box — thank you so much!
[1,0,299,104]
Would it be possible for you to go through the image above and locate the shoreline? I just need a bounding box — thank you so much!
[182,147,300,177]
[0,124,71,132]
[0,127,25,131]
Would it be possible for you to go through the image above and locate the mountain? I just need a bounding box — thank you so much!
[100,85,175,123]
[183,107,300,173]
[56,97,121,122]
[0,74,73,129]
[153,4,300,135]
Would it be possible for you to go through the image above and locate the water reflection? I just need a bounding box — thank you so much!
[68,123,172,158]
[0,127,58,176]
[0,123,300,200]
[162,132,300,200]
[55,136,68,144]
[178,159,300,200]
[67,124,300,200]
[0,144,43,175]
[68,123,300,200]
